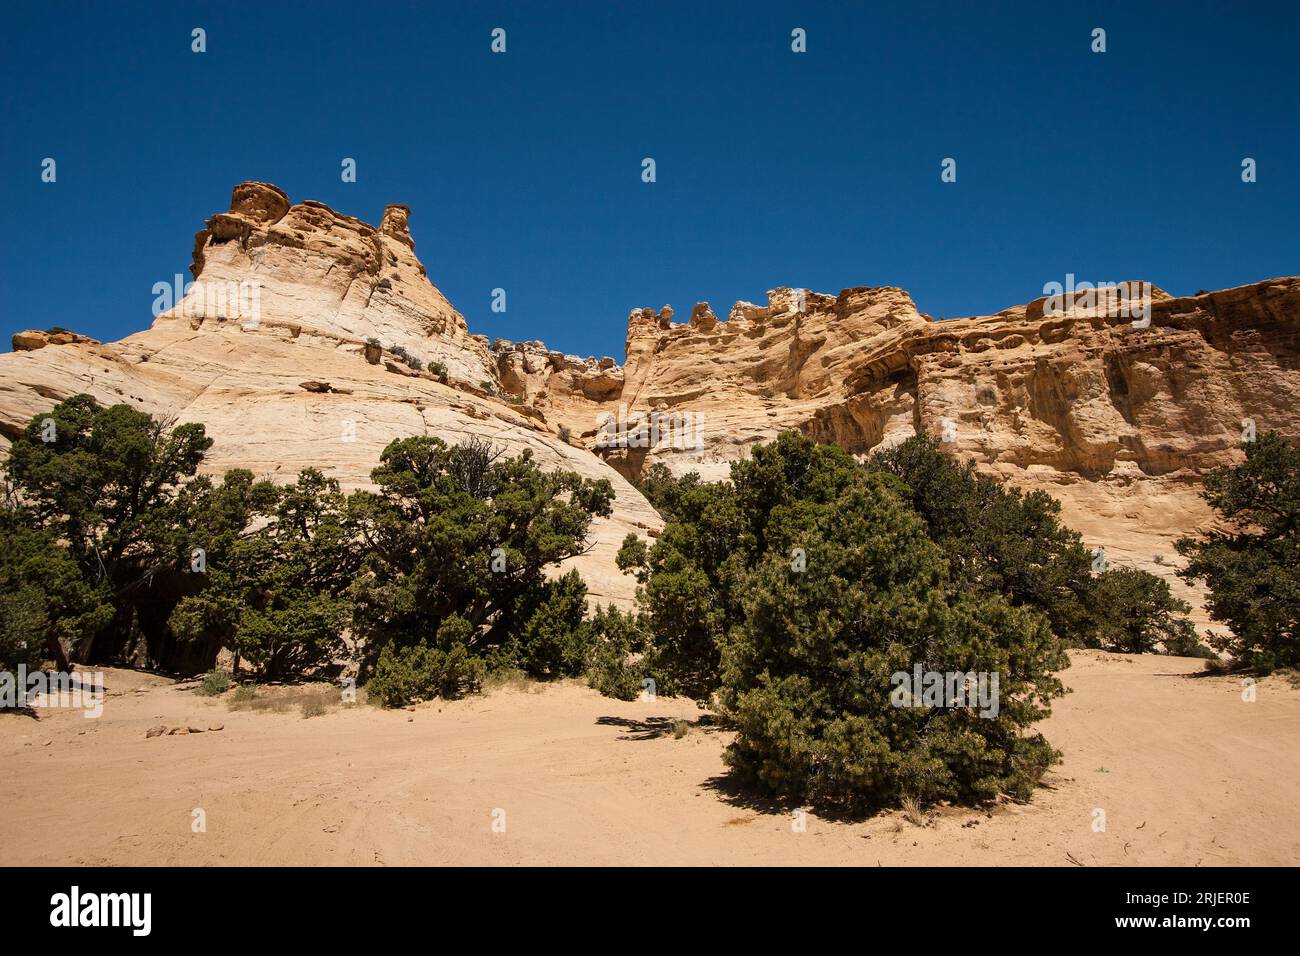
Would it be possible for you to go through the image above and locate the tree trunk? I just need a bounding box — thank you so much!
[45,634,71,673]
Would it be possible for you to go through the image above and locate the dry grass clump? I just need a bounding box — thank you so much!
[481,668,548,695]
[226,683,355,717]
[901,795,929,828]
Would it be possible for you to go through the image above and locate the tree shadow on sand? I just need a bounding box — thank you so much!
[595,714,725,741]
[698,771,1022,824]
[697,772,808,818]
[1,671,107,720]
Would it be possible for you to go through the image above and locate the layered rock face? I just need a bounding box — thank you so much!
[538,276,1300,623]
[577,280,1300,480]
[2,181,1297,623]
[0,184,659,609]
[171,181,494,384]
[492,339,625,433]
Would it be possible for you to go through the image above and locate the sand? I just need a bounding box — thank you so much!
[1,650,1297,866]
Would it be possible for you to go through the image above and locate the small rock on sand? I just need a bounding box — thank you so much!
[146,723,223,738]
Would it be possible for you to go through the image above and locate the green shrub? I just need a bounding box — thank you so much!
[584,606,646,701]
[196,671,232,696]
[634,463,710,523]
[169,469,356,679]
[515,571,593,679]
[0,516,111,673]
[614,473,746,702]
[367,642,485,707]
[1163,630,1219,659]
[388,344,424,371]
[0,587,50,675]
[719,441,1067,813]
[1089,567,1197,654]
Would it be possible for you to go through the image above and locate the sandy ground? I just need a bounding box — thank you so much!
[2,650,1297,866]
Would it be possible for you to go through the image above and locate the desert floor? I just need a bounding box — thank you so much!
[2,649,1297,866]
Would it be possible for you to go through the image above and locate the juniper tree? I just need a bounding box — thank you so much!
[614,432,1070,813]
[0,508,111,673]
[869,435,1097,647]
[1089,566,1199,655]
[4,395,212,666]
[351,436,614,701]
[1177,432,1300,670]
[168,469,356,678]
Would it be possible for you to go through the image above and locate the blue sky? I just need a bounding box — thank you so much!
[2,1,1297,360]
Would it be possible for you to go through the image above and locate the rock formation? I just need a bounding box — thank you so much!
[171,181,493,384]
[3,182,1298,623]
[529,277,1300,623]
[0,183,659,608]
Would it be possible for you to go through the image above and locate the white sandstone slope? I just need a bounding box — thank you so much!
[0,183,661,609]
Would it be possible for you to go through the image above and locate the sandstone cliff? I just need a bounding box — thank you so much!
[521,276,1300,624]
[0,183,660,609]
[170,181,494,384]
[3,182,1298,623]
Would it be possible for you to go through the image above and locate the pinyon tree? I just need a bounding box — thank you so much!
[351,436,614,702]
[1177,432,1300,670]
[4,395,212,668]
[617,432,1070,813]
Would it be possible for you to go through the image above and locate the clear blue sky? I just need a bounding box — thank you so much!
[2,1,1297,360]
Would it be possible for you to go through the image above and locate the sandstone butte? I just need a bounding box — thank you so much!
[2,182,1298,626]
